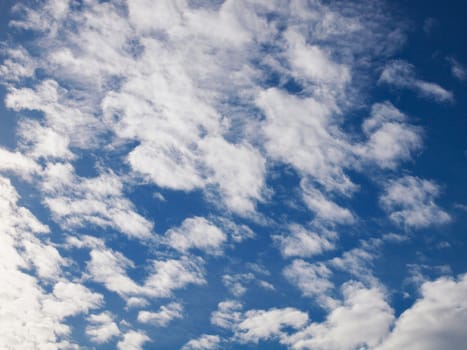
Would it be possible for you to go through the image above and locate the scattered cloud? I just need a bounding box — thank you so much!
[377,274,467,350]
[86,312,120,344]
[447,57,466,81]
[182,334,221,350]
[137,302,183,327]
[379,60,454,102]
[166,217,227,255]
[380,175,451,229]
[286,282,394,350]
[117,330,150,350]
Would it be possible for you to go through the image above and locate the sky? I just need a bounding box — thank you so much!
[0,0,466,349]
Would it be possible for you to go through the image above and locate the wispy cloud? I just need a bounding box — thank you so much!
[379,60,454,102]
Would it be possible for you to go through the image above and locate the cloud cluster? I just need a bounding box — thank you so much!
[380,176,451,229]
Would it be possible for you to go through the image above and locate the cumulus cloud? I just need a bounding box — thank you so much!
[236,307,309,344]
[137,302,183,327]
[283,260,335,308]
[222,273,255,297]
[379,60,454,102]
[182,334,221,350]
[85,243,205,299]
[380,176,451,229]
[85,312,120,344]
[210,300,243,330]
[274,224,336,258]
[286,282,394,350]
[376,273,467,350]
[117,330,150,350]
[0,147,41,179]
[0,176,101,349]
[357,102,423,168]
[41,162,154,239]
[166,217,227,255]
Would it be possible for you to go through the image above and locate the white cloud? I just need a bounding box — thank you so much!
[301,181,355,225]
[86,312,120,344]
[0,176,100,349]
[257,88,355,196]
[236,307,309,344]
[0,147,41,179]
[211,300,243,329]
[117,330,150,350]
[286,282,394,350]
[274,224,336,258]
[380,176,451,229]
[222,273,255,297]
[0,46,36,81]
[376,273,467,350]
[86,244,205,299]
[283,260,334,308]
[137,302,183,327]
[144,256,206,298]
[166,217,227,255]
[379,60,454,102]
[447,57,466,81]
[285,28,351,86]
[182,334,221,350]
[41,162,154,239]
[357,102,423,168]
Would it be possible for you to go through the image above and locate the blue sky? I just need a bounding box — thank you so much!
[0,0,466,349]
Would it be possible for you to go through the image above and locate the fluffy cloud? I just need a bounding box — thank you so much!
[166,217,227,255]
[85,312,120,344]
[283,260,334,307]
[0,176,101,349]
[137,302,183,327]
[41,162,154,239]
[274,224,336,258]
[357,102,423,168]
[182,334,221,350]
[117,330,150,350]
[377,274,467,350]
[379,60,453,102]
[286,282,394,350]
[380,176,451,229]
[236,307,309,344]
[210,300,243,329]
[85,243,205,299]
[0,147,41,179]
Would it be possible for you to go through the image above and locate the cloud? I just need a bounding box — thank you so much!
[222,273,255,297]
[85,312,120,344]
[300,181,355,225]
[236,307,309,344]
[41,162,154,239]
[0,176,101,349]
[376,273,467,350]
[274,224,336,258]
[283,260,335,308]
[85,243,205,299]
[0,147,41,179]
[447,57,466,81]
[379,60,454,102]
[257,88,356,196]
[286,282,394,350]
[210,300,243,329]
[166,217,227,255]
[137,302,183,327]
[380,175,451,229]
[357,102,423,169]
[117,330,150,350]
[182,334,221,350]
